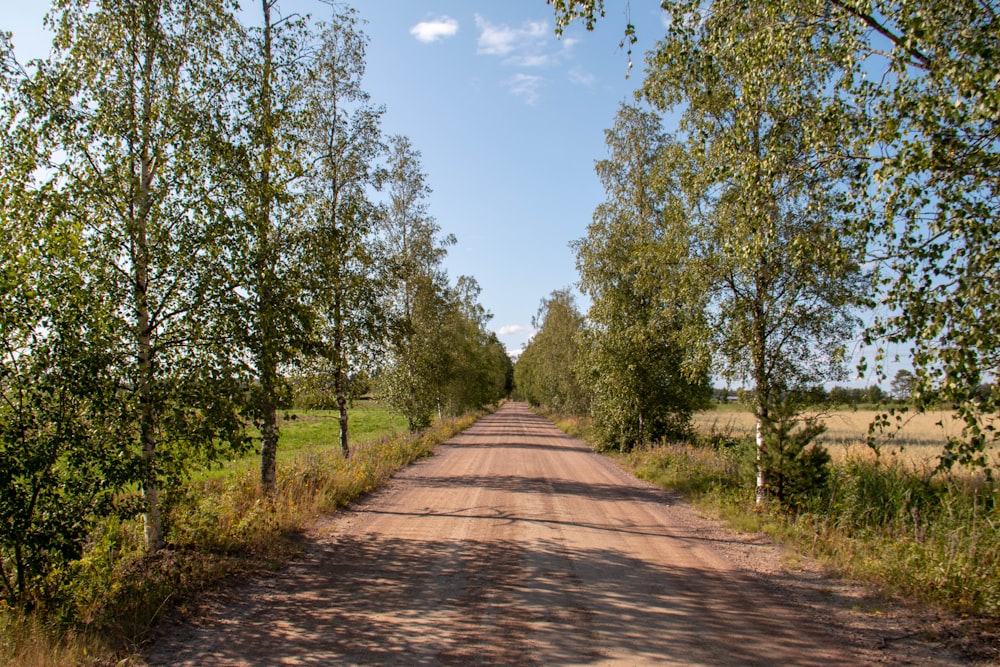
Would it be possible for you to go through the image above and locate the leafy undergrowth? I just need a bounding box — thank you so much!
[0,411,483,667]
[540,409,1000,622]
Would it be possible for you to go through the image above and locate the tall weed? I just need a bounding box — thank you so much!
[628,439,755,502]
[813,461,1000,614]
[0,610,119,667]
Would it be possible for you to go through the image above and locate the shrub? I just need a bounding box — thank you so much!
[817,460,1000,614]
[763,414,831,510]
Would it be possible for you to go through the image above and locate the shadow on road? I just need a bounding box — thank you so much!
[147,404,872,666]
[150,531,863,666]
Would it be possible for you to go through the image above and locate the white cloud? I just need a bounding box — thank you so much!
[474,15,587,102]
[475,15,552,66]
[496,324,533,337]
[568,68,596,86]
[410,16,459,43]
[516,54,552,68]
[505,73,544,105]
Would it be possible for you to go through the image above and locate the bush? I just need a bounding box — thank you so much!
[629,437,756,501]
[762,413,831,510]
[817,460,1000,614]
[0,334,141,611]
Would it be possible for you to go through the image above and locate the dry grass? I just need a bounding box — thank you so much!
[0,615,85,667]
[693,407,999,470]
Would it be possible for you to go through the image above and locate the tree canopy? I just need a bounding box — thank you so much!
[574,104,711,449]
[549,0,1000,473]
[0,1,508,607]
[514,290,590,415]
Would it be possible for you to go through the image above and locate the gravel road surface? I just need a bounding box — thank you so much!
[145,402,978,666]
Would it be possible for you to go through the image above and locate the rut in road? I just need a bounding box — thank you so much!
[146,402,896,666]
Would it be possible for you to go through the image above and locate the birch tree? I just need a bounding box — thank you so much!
[514,290,590,414]
[642,2,866,502]
[227,0,313,492]
[449,276,513,412]
[549,0,1000,471]
[433,276,512,416]
[0,52,141,601]
[833,0,1000,469]
[377,136,455,431]
[574,104,711,450]
[301,6,385,456]
[23,0,248,551]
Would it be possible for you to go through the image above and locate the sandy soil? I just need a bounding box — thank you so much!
[144,402,994,666]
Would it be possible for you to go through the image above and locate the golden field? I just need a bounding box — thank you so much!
[692,406,999,469]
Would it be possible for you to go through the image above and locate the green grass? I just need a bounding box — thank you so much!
[195,400,409,481]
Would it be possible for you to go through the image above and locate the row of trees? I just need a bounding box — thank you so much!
[0,0,510,606]
[523,0,997,501]
[712,374,938,408]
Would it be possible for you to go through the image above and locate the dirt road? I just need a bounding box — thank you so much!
[146,402,968,666]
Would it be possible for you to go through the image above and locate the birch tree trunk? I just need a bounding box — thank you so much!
[256,0,280,494]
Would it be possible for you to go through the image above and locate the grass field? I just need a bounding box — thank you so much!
[692,405,999,469]
[196,400,409,481]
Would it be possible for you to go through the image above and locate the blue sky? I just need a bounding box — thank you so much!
[3,0,668,356]
[356,2,666,355]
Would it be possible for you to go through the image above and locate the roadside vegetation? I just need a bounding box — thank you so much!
[631,415,1000,618]
[1,2,511,664]
[541,404,1000,619]
[0,406,484,666]
[516,0,999,627]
